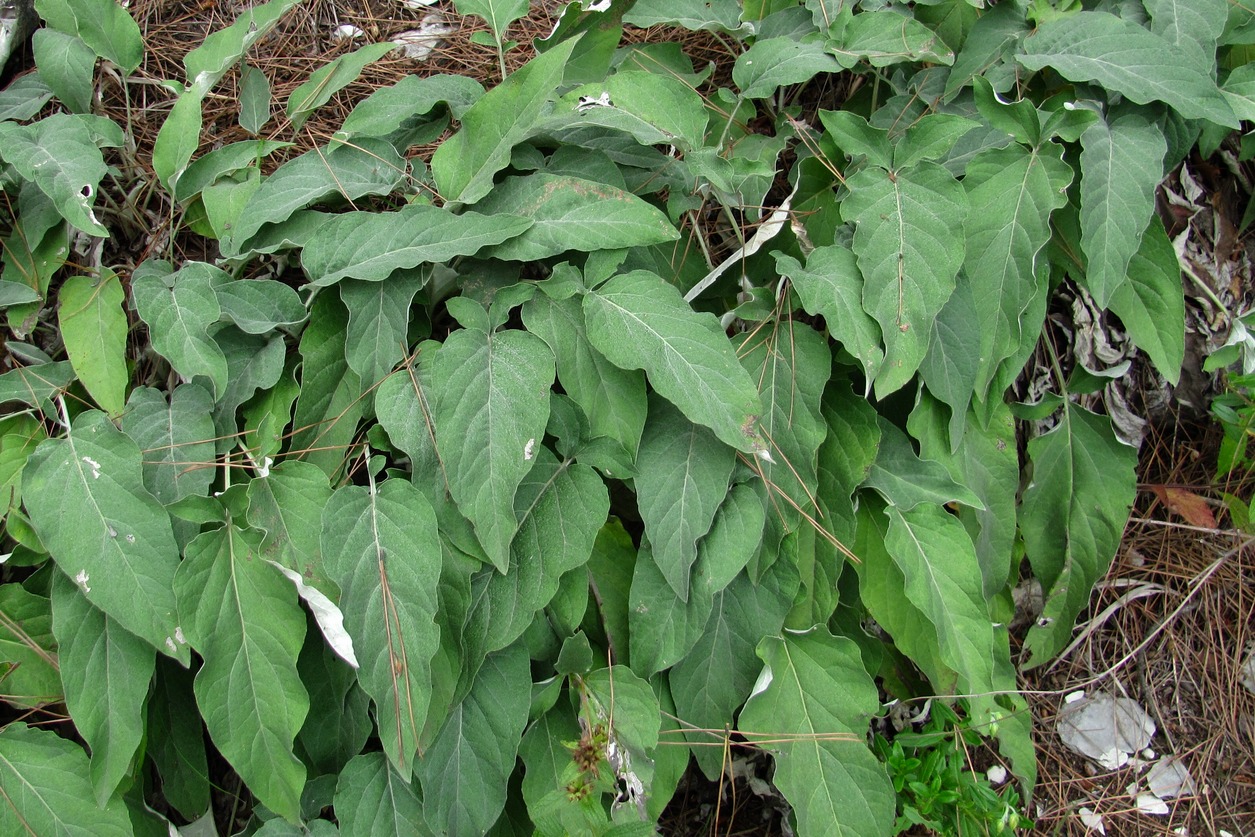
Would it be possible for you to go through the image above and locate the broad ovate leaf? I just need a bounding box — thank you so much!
[432,37,578,205]
[173,524,309,822]
[50,573,155,806]
[431,315,555,571]
[123,384,217,505]
[57,271,127,418]
[733,37,842,100]
[335,752,430,836]
[739,629,894,837]
[131,262,229,399]
[1019,405,1137,666]
[34,0,143,73]
[301,204,532,286]
[23,410,188,664]
[1107,221,1185,384]
[0,114,115,236]
[340,271,427,389]
[321,480,442,775]
[842,160,967,398]
[583,270,766,454]
[1017,12,1238,128]
[0,723,132,836]
[286,42,396,131]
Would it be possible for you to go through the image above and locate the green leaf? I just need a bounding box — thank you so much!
[57,271,127,418]
[0,73,54,121]
[549,71,710,150]
[340,272,426,389]
[286,42,396,131]
[623,0,751,34]
[842,160,967,397]
[290,294,364,478]
[173,139,291,203]
[583,270,766,454]
[247,460,332,584]
[147,657,211,819]
[815,378,881,547]
[583,665,660,813]
[50,572,155,805]
[419,644,531,835]
[1078,113,1166,306]
[213,328,286,447]
[1107,221,1185,384]
[522,291,646,458]
[131,262,229,399]
[882,504,999,707]
[1145,0,1227,68]
[239,63,272,134]
[739,629,894,837]
[733,37,842,99]
[962,143,1072,401]
[670,561,798,778]
[24,410,188,663]
[473,448,608,653]
[228,138,406,249]
[338,74,483,141]
[34,0,143,73]
[777,247,883,384]
[0,724,132,836]
[1019,405,1136,667]
[322,479,442,776]
[300,204,532,286]
[475,173,679,261]
[829,9,955,68]
[864,420,983,511]
[1017,11,1238,128]
[455,0,528,44]
[153,93,207,193]
[0,585,60,708]
[432,37,578,205]
[32,30,95,114]
[0,114,115,236]
[173,523,308,822]
[122,384,217,505]
[431,317,555,571]
[375,346,442,478]
[920,278,981,448]
[635,395,734,601]
[335,752,431,835]
[215,278,306,334]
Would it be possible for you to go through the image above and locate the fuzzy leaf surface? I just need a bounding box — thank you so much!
[131,262,228,399]
[57,272,127,418]
[322,480,442,776]
[1107,221,1185,385]
[335,752,431,836]
[123,384,217,505]
[24,410,187,663]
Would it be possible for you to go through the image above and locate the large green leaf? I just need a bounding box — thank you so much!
[584,271,766,454]
[431,312,555,571]
[522,290,647,457]
[0,114,115,236]
[670,561,798,778]
[337,74,484,141]
[455,0,528,44]
[322,479,443,776]
[173,523,308,822]
[738,629,894,837]
[1107,222,1185,385]
[622,0,750,34]
[547,71,710,150]
[776,246,884,385]
[131,262,229,399]
[1144,0,1227,69]
[0,724,132,836]
[842,159,967,397]
[228,139,406,249]
[864,420,983,511]
[123,384,217,505]
[476,173,679,261]
[882,504,999,709]
[286,42,396,131]
[432,37,578,205]
[34,0,143,73]
[57,271,127,418]
[1017,11,1238,128]
[147,658,210,819]
[374,344,443,479]
[920,278,981,449]
[733,37,842,99]
[1019,405,1136,666]
[961,143,1072,402]
[214,278,306,334]
[473,448,608,653]
[1078,113,1166,306]
[419,644,531,836]
[829,8,955,68]
[340,272,426,389]
[635,396,734,601]
[50,573,155,805]
[300,204,532,286]
[0,585,60,708]
[335,752,431,836]
[247,460,333,585]
[583,665,660,816]
[32,30,94,114]
[290,294,364,478]
[24,410,188,664]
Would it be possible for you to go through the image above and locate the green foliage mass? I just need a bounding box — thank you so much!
[0,0,1224,832]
